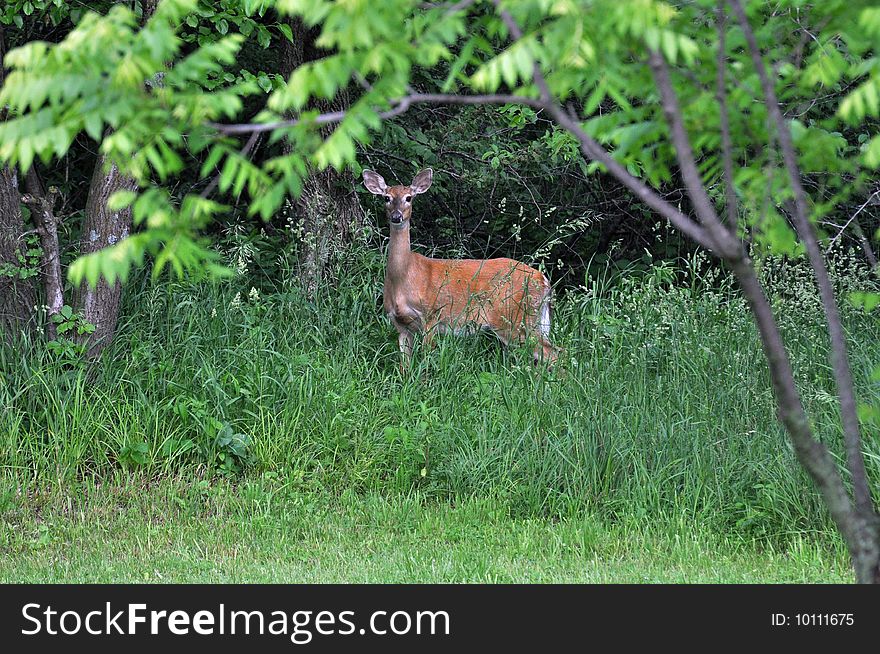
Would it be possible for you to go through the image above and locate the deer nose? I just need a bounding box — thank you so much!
[390,210,404,224]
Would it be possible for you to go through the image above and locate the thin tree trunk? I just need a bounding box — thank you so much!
[21,171,63,340]
[279,19,367,298]
[729,0,877,551]
[72,1,157,356]
[648,6,880,581]
[489,2,880,581]
[0,165,35,338]
[73,156,137,356]
[0,25,36,339]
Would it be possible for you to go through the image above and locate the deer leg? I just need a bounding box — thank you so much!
[533,337,558,367]
[397,330,414,372]
[421,319,440,352]
[531,285,557,367]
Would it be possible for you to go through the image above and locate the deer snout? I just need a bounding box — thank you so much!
[390,209,404,225]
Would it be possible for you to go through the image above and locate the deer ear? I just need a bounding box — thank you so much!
[362,169,388,195]
[410,168,433,195]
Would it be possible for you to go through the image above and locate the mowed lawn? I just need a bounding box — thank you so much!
[0,479,851,583]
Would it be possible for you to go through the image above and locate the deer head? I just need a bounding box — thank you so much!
[362,168,433,229]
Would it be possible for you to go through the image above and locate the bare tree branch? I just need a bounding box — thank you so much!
[827,187,880,252]
[200,131,262,199]
[208,80,717,249]
[207,93,544,136]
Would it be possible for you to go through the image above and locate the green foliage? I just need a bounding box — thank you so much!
[44,304,94,362]
[0,0,260,284]
[1,1,878,584]
[1,0,72,29]
[119,441,150,467]
[68,189,233,286]
[850,290,880,313]
[2,256,877,537]
[167,395,254,473]
[51,303,93,336]
[2,0,878,284]
[0,231,41,282]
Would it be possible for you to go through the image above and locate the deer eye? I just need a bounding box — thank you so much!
[385,195,392,203]
[404,195,412,203]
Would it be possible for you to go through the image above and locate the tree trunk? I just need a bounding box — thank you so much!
[142,0,159,18]
[0,165,35,339]
[0,25,36,339]
[72,1,157,356]
[280,19,367,298]
[22,171,63,340]
[73,156,137,356]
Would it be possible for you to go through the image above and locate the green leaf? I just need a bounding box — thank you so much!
[862,134,880,168]
[107,190,137,211]
[849,291,880,313]
[278,22,293,42]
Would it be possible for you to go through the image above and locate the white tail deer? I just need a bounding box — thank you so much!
[363,167,557,369]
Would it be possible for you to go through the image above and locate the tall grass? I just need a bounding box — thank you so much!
[1,248,878,548]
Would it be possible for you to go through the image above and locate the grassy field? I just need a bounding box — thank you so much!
[0,479,852,583]
[1,253,877,582]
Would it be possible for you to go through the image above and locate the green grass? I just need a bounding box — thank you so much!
[0,478,852,583]
[0,253,878,582]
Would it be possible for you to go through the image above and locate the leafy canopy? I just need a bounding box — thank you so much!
[1,0,878,284]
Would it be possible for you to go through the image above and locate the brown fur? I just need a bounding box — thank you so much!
[363,168,556,368]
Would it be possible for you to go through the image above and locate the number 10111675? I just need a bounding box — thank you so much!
[771,613,854,627]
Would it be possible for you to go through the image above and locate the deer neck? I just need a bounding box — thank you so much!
[385,225,413,286]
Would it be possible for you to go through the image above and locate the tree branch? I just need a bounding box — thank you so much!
[647,49,740,260]
[207,24,717,251]
[716,2,738,232]
[491,2,717,252]
[729,0,875,522]
[200,131,262,199]
[827,187,880,252]
[207,93,544,136]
